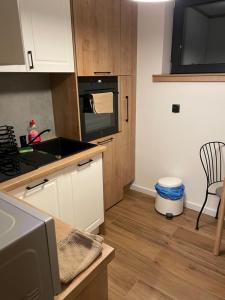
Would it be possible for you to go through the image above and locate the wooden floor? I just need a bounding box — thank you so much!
[104,190,225,300]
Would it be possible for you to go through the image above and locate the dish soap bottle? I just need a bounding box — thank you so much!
[28,120,41,144]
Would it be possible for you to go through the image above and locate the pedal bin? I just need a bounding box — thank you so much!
[155,177,184,217]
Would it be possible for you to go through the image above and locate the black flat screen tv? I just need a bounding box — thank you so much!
[171,0,225,73]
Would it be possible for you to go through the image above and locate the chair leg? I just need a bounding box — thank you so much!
[195,191,209,230]
[216,199,221,219]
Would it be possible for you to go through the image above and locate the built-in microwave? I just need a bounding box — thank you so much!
[78,76,119,142]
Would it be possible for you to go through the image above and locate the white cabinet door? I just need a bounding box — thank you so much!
[71,155,104,232]
[12,176,60,218]
[56,168,76,227]
[19,0,74,72]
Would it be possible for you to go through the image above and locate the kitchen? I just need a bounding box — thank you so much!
[1,0,225,300]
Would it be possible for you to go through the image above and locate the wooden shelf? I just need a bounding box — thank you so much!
[152,74,225,82]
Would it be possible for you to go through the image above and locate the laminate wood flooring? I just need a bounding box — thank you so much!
[104,190,225,300]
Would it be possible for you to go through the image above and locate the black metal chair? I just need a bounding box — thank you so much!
[196,142,225,230]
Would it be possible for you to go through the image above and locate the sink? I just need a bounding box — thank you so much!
[33,137,97,160]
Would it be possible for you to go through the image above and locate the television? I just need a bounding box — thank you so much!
[171,0,225,74]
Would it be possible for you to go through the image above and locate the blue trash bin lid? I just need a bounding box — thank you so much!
[158,177,183,188]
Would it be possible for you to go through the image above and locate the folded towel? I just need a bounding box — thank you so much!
[92,92,114,113]
[57,229,103,284]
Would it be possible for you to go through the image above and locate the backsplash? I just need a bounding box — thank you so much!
[0,73,55,145]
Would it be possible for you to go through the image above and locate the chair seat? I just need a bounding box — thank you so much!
[216,186,223,198]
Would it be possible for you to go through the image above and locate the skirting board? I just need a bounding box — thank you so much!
[131,183,217,217]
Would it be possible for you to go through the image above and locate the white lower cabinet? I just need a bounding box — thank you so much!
[71,156,104,233]
[10,154,104,232]
[13,175,60,218]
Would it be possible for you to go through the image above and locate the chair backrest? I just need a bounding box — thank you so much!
[200,142,225,188]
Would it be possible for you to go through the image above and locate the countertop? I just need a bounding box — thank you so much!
[0,145,106,192]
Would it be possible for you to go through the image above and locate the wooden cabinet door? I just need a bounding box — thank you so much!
[70,154,104,232]
[120,0,138,75]
[92,135,123,210]
[19,0,74,72]
[73,0,121,76]
[120,76,136,186]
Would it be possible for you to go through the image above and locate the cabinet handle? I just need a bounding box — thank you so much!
[26,179,49,191]
[97,138,114,145]
[78,159,93,167]
[94,72,112,75]
[126,96,129,123]
[27,51,34,70]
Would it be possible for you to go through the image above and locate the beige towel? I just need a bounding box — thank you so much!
[57,229,104,284]
[92,92,113,113]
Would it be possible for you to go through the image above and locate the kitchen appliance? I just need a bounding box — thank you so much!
[78,76,119,141]
[0,192,61,300]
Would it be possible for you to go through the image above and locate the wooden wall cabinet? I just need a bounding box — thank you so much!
[73,0,121,76]
[120,0,138,76]
[51,0,137,211]
[91,135,123,211]
[120,76,136,186]
[72,0,137,76]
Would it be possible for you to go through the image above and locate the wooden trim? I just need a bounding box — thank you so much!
[152,74,225,82]
[54,219,115,300]
[50,73,81,140]
[213,179,225,256]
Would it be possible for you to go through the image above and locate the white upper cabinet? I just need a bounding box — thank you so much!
[0,0,26,71]
[19,0,74,72]
[0,0,74,72]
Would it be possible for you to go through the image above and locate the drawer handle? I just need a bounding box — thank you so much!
[97,138,114,145]
[94,72,112,75]
[26,179,49,191]
[27,51,34,70]
[78,159,93,167]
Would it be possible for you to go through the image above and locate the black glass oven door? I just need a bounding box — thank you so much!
[79,90,118,142]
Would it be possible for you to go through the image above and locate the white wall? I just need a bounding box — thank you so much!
[133,3,225,216]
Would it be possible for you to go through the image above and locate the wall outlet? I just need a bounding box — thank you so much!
[172,104,180,113]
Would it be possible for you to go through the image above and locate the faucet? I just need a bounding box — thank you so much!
[28,129,51,145]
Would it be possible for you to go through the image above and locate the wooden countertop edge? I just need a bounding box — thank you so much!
[152,73,225,82]
[55,244,115,300]
[0,145,106,192]
[54,219,115,300]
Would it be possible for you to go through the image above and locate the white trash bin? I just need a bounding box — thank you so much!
[155,177,184,217]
